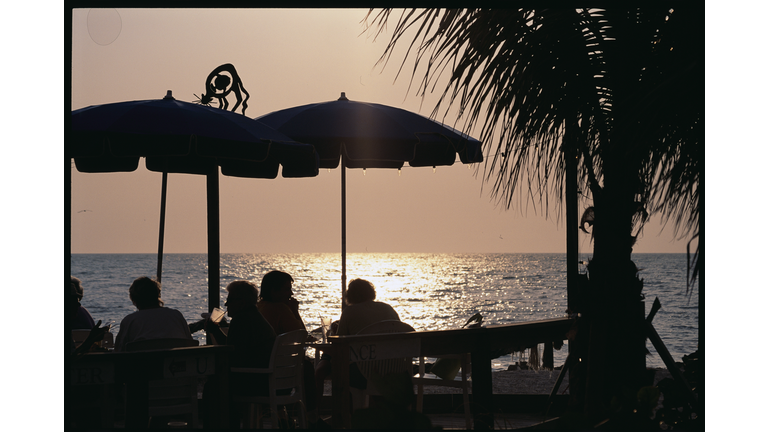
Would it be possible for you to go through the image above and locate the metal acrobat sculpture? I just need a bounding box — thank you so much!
[195,63,250,115]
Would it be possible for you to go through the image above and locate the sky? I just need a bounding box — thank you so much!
[67,8,695,255]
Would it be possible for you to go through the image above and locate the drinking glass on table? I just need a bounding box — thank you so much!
[320,317,332,343]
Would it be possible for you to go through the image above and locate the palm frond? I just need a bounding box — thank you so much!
[368,7,701,276]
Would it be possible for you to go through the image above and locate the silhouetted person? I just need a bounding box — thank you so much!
[315,278,402,402]
[70,276,96,329]
[66,279,112,428]
[336,278,400,336]
[204,280,276,427]
[256,271,323,426]
[257,270,307,335]
[66,279,109,355]
[114,276,192,352]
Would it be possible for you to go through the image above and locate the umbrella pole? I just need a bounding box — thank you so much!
[207,167,221,316]
[341,151,347,312]
[157,172,168,282]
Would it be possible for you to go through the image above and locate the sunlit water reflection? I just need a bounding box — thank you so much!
[71,253,698,370]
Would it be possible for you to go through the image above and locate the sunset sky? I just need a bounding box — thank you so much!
[68,8,696,255]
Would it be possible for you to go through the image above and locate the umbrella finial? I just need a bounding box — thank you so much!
[163,90,175,100]
[338,92,349,101]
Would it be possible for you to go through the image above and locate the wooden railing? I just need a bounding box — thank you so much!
[325,317,574,429]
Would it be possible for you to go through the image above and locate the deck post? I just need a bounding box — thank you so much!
[471,346,494,430]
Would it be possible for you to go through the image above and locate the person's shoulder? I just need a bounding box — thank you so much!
[119,309,140,324]
[164,307,188,320]
[260,301,294,317]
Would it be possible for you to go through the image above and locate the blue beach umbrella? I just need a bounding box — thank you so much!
[257,92,483,309]
[68,91,319,311]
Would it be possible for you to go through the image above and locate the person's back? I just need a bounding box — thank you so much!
[115,307,192,351]
[226,303,276,369]
[337,300,400,336]
[114,277,192,351]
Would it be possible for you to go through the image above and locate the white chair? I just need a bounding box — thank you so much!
[414,353,472,429]
[126,338,201,428]
[351,320,417,410]
[231,329,309,429]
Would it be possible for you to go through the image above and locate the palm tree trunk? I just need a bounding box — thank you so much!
[582,163,647,422]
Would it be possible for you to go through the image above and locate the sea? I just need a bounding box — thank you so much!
[70,253,699,371]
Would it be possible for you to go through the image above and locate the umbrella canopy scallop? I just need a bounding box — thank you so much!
[70,92,319,178]
[256,92,483,169]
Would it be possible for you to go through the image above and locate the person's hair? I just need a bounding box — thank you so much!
[345,279,376,305]
[259,270,294,302]
[226,280,259,306]
[129,277,164,309]
[71,276,84,300]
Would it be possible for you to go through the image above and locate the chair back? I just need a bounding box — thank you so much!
[125,338,199,352]
[230,329,309,429]
[267,330,309,396]
[354,320,416,394]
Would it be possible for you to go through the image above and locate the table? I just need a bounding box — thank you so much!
[320,317,574,429]
[68,345,233,428]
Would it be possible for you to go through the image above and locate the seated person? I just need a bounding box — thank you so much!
[114,277,192,352]
[256,271,322,425]
[206,280,276,370]
[315,278,402,396]
[256,270,306,335]
[336,278,401,336]
[66,279,112,428]
[66,278,109,355]
[70,276,96,329]
[204,280,276,426]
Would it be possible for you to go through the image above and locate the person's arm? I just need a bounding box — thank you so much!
[178,310,193,339]
[285,298,306,329]
[72,321,109,355]
[205,318,227,345]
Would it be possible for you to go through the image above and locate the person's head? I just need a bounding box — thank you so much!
[225,280,259,318]
[259,270,294,303]
[71,276,84,301]
[129,277,164,310]
[345,279,376,306]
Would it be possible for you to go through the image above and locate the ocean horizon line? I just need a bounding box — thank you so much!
[70,251,686,255]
